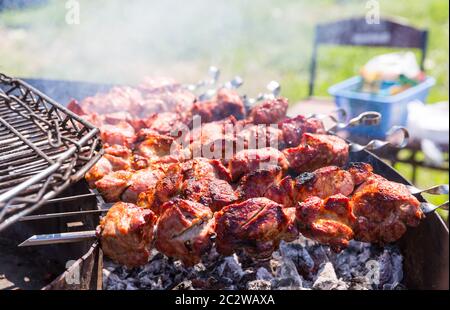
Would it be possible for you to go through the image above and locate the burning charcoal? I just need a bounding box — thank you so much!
[256,267,274,281]
[126,282,138,290]
[247,280,272,290]
[270,251,283,274]
[279,241,315,278]
[333,253,353,280]
[104,270,128,290]
[239,271,257,289]
[272,257,303,289]
[103,227,405,290]
[172,280,194,290]
[312,262,348,290]
[348,276,372,290]
[333,241,373,281]
[193,263,207,273]
[347,240,370,252]
[358,246,372,263]
[309,245,332,270]
[102,268,112,288]
[390,251,404,288]
[216,255,245,281]
[376,247,404,290]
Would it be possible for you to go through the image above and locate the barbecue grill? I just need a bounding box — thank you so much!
[0,77,447,290]
[0,74,103,231]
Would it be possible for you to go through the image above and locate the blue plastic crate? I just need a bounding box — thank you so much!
[328,76,435,139]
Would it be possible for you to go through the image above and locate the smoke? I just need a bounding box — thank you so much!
[1,0,319,95]
[2,0,383,98]
[18,1,251,83]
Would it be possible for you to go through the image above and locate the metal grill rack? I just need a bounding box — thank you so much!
[0,73,103,231]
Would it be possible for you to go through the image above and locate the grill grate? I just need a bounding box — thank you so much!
[0,73,103,231]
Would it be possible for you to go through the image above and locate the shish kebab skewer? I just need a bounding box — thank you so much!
[18,167,448,264]
[18,159,448,249]
[17,174,449,222]
[17,111,445,224]
[14,107,358,223]
[17,117,447,263]
[18,110,399,222]
[16,75,446,266]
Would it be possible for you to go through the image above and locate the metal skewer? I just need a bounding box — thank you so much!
[244,80,281,108]
[17,199,449,246]
[420,201,449,214]
[19,208,110,221]
[198,75,244,101]
[18,230,97,247]
[407,184,449,196]
[349,126,409,152]
[307,108,347,124]
[328,111,381,133]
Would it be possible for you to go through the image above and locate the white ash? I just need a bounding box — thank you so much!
[312,262,348,290]
[103,237,405,290]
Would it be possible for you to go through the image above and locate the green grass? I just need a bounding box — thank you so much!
[0,0,448,218]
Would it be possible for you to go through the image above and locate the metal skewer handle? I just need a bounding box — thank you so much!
[349,126,409,152]
[307,108,347,124]
[244,80,281,108]
[19,230,97,247]
[407,184,449,196]
[185,66,220,92]
[328,111,381,133]
[421,201,449,214]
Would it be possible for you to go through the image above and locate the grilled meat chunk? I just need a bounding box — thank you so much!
[347,162,374,186]
[155,199,215,266]
[283,133,349,173]
[95,163,173,204]
[191,88,245,122]
[351,175,424,244]
[188,116,238,160]
[236,124,284,150]
[249,98,288,125]
[85,157,114,188]
[100,121,136,147]
[74,86,145,116]
[120,168,166,203]
[236,166,283,201]
[296,194,356,252]
[85,144,133,188]
[181,177,237,212]
[135,131,186,163]
[103,154,131,172]
[278,115,326,148]
[181,158,236,211]
[104,144,132,158]
[103,144,132,171]
[215,197,298,258]
[137,163,184,215]
[98,202,157,268]
[295,166,354,201]
[264,166,354,208]
[143,112,187,137]
[229,147,289,181]
[264,175,299,208]
[95,170,133,202]
[182,158,232,182]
